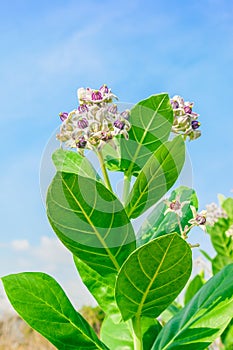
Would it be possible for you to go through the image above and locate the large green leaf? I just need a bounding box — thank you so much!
[73,256,119,316]
[125,136,185,219]
[105,93,173,176]
[207,218,233,258]
[52,148,101,180]
[137,186,198,246]
[115,233,192,321]
[152,264,233,350]
[100,316,161,350]
[46,172,136,277]
[1,272,108,350]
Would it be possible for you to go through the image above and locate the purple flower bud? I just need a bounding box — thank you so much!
[99,84,109,93]
[77,118,88,129]
[120,110,130,120]
[196,215,206,225]
[171,100,179,109]
[108,104,118,114]
[76,137,87,149]
[92,90,102,101]
[114,119,125,130]
[78,104,88,113]
[170,200,181,210]
[184,105,192,114]
[191,120,201,130]
[59,112,68,122]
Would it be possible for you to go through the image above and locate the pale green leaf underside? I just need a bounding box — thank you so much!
[115,233,192,321]
[2,272,108,350]
[52,148,101,180]
[73,256,119,316]
[126,136,185,219]
[46,172,136,277]
[100,315,161,350]
[152,264,233,349]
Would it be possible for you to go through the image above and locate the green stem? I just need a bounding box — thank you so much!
[122,173,132,205]
[97,150,113,192]
[132,316,143,350]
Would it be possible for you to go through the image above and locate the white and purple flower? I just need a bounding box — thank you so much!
[57,85,131,153]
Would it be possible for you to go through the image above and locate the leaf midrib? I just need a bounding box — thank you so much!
[60,174,121,271]
[135,235,175,318]
[6,276,105,350]
[126,139,181,218]
[125,95,167,176]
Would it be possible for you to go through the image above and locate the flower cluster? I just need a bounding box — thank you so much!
[57,85,130,153]
[170,95,201,141]
[205,202,227,226]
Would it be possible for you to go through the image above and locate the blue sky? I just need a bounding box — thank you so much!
[0,0,233,311]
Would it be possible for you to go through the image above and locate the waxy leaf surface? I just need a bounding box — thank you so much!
[47,172,136,277]
[2,272,108,350]
[126,136,185,219]
[152,264,233,349]
[115,233,192,321]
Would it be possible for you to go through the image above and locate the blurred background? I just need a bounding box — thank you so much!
[0,0,232,325]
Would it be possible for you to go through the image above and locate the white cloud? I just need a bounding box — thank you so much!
[11,239,30,251]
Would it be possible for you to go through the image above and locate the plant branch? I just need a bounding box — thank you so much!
[97,150,113,192]
[132,316,143,350]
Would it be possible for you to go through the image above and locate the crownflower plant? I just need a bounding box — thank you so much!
[1,85,233,350]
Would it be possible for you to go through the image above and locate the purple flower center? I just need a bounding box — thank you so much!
[92,91,102,101]
[171,100,179,109]
[78,118,88,129]
[76,137,87,149]
[196,215,206,225]
[120,110,130,120]
[170,200,181,211]
[184,105,192,114]
[99,84,109,93]
[191,120,201,130]
[59,112,68,122]
[114,120,125,130]
[78,104,88,113]
[108,104,118,114]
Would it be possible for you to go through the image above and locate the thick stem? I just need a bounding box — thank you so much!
[97,150,113,192]
[122,173,132,205]
[132,316,143,350]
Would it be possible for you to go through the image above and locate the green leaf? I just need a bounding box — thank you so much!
[73,256,119,316]
[115,233,192,321]
[105,93,173,176]
[207,218,233,258]
[1,272,108,350]
[137,186,198,246]
[52,148,101,180]
[125,136,185,219]
[184,272,205,305]
[222,198,233,220]
[212,254,233,275]
[152,264,233,350]
[100,316,161,350]
[46,172,136,277]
